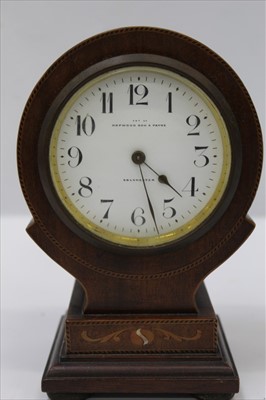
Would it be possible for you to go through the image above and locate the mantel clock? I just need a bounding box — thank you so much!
[17,27,263,400]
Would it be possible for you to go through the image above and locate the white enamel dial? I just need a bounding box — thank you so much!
[49,66,231,248]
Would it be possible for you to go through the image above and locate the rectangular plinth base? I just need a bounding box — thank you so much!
[66,281,218,354]
[42,315,239,400]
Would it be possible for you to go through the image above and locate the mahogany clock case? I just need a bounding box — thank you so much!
[17,27,263,315]
[17,27,263,400]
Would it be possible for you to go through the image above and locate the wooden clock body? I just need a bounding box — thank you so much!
[17,27,263,400]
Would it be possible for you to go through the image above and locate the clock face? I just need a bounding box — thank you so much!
[49,66,231,248]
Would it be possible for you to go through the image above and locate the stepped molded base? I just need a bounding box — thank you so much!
[42,315,239,399]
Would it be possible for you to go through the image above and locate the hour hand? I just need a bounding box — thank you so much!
[143,162,182,198]
[131,150,182,198]
[157,174,182,198]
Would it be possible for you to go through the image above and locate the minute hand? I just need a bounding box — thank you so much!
[139,165,159,235]
[144,162,182,198]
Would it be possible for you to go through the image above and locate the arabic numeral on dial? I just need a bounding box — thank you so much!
[76,114,95,136]
[194,146,209,167]
[129,84,148,105]
[67,146,83,168]
[167,92,172,113]
[78,177,93,198]
[163,197,176,218]
[182,177,198,197]
[186,115,200,135]
[100,199,114,219]
[101,92,113,113]
[131,207,146,226]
